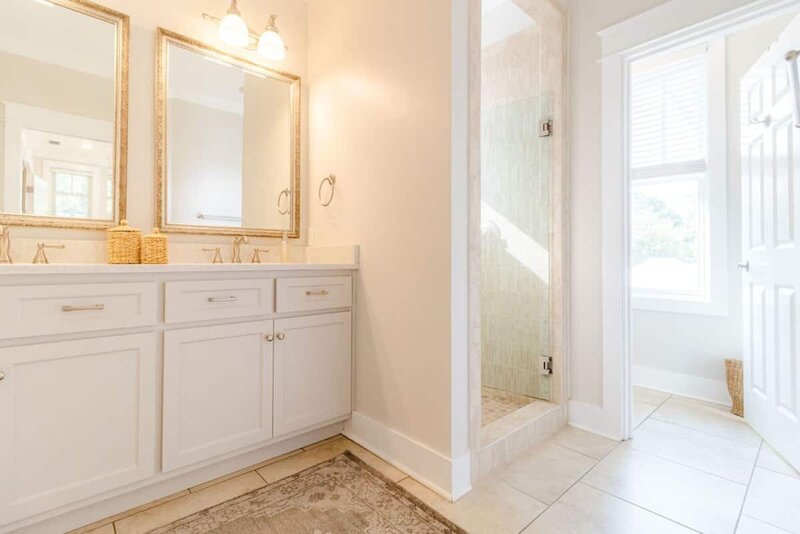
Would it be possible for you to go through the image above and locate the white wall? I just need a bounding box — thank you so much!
[167,98,243,227]
[7,0,308,251]
[307,0,470,498]
[567,0,672,406]
[631,14,796,403]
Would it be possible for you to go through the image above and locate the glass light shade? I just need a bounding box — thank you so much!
[257,29,286,61]
[219,11,249,47]
[257,16,285,61]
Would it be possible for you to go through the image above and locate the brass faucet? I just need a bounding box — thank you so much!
[32,243,65,264]
[232,236,248,263]
[251,248,270,263]
[0,225,11,264]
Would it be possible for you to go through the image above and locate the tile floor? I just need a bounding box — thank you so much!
[482,386,537,426]
[72,388,800,534]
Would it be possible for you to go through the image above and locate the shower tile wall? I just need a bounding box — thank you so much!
[481,18,550,399]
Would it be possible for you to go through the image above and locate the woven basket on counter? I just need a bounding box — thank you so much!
[107,220,141,264]
[725,358,744,417]
[142,228,168,264]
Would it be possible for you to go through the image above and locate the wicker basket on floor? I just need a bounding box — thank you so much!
[725,358,744,417]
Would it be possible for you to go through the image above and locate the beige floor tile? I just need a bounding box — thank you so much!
[632,419,759,484]
[651,397,761,445]
[523,482,694,534]
[188,448,304,492]
[399,477,546,534]
[114,472,265,534]
[347,444,408,482]
[583,442,747,534]
[737,515,793,534]
[68,523,115,534]
[634,400,658,428]
[742,467,800,533]
[70,490,190,532]
[634,386,671,406]
[498,439,596,504]
[302,433,345,451]
[553,425,619,460]
[757,444,799,479]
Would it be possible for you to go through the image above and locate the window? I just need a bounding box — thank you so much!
[629,41,727,315]
[53,170,91,218]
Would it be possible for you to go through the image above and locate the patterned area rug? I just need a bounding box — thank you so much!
[149,452,466,533]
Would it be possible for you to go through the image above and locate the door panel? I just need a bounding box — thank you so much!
[162,321,273,472]
[0,334,157,524]
[273,312,351,437]
[742,14,800,471]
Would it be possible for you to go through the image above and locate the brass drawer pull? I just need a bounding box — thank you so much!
[208,296,238,303]
[276,332,286,341]
[305,290,329,297]
[62,304,105,312]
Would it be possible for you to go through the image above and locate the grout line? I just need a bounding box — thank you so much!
[739,513,796,533]
[733,440,764,534]
[580,479,703,533]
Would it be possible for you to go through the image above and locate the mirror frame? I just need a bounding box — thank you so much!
[155,28,301,238]
[0,0,129,230]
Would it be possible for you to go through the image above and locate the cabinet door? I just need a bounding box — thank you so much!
[0,334,157,524]
[163,321,274,472]
[274,312,352,437]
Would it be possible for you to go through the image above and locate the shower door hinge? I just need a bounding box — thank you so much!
[539,118,553,137]
[539,355,553,375]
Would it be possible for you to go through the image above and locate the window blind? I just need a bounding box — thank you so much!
[630,50,708,176]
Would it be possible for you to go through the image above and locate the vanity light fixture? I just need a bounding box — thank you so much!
[218,0,249,47]
[203,2,288,62]
[257,15,286,61]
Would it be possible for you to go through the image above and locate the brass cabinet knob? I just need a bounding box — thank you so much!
[265,334,274,342]
[0,371,5,382]
[276,333,286,341]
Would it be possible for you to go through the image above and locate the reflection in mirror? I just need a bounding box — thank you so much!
[0,0,127,228]
[157,29,300,237]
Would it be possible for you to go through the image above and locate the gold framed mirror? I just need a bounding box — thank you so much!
[0,0,129,230]
[155,28,301,238]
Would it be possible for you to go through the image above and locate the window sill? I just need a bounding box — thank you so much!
[632,295,728,317]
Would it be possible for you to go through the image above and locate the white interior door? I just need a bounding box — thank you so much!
[741,15,800,471]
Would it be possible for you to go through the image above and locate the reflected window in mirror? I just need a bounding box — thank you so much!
[156,29,300,238]
[0,0,128,229]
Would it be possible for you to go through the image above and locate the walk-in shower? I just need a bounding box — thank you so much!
[480,0,561,428]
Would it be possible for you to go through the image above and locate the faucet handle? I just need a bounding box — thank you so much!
[32,242,64,264]
[251,248,270,264]
[203,247,223,264]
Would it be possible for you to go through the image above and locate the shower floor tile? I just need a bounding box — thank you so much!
[482,386,536,426]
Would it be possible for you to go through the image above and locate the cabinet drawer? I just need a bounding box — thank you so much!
[165,279,274,324]
[0,283,157,340]
[276,276,352,313]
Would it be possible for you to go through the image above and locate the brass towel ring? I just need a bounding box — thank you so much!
[277,188,291,215]
[319,174,336,207]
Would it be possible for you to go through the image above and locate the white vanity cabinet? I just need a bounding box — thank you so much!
[274,312,352,437]
[162,321,275,472]
[0,265,355,534]
[0,334,158,524]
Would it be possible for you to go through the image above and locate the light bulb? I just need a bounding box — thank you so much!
[257,15,286,61]
[218,1,249,47]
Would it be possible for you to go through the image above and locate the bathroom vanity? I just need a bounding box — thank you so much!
[0,263,356,532]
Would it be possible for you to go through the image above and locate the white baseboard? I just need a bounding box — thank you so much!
[568,400,623,441]
[634,365,730,406]
[344,411,471,501]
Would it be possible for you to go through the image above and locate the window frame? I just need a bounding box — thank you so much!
[629,38,728,316]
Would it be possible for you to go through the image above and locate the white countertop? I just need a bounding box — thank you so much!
[0,262,359,275]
